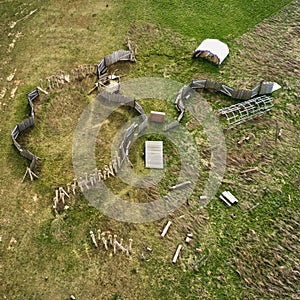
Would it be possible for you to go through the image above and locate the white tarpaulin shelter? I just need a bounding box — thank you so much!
[145,141,163,169]
[192,39,229,65]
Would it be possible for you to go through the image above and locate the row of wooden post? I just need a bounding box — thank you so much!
[90,230,133,256]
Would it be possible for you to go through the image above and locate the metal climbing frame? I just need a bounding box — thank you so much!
[216,95,273,128]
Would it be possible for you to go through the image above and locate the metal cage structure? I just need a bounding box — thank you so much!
[216,95,273,128]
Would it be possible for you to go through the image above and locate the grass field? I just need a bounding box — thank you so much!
[1,0,299,299]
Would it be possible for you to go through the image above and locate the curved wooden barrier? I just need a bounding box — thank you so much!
[11,49,135,178]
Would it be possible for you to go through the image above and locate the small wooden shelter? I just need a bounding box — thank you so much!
[150,111,165,123]
[192,39,229,65]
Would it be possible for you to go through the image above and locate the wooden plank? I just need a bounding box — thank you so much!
[222,191,238,204]
[169,181,191,191]
[219,195,232,206]
[145,141,163,169]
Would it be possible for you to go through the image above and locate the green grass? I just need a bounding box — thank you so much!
[1,0,299,299]
[118,0,292,40]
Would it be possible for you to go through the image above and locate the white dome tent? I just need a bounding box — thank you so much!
[192,38,229,65]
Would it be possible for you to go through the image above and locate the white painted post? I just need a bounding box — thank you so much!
[90,231,98,248]
[108,162,115,177]
[59,187,70,199]
[103,169,107,180]
[128,238,133,253]
[78,178,84,192]
[104,165,110,178]
[113,241,117,254]
[72,178,77,195]
[113,234,118,244]
[161,221,172,238]
[96,169,102,181]
[60,191,65,204]
[108,234,113,246]
[83,179,89,190]
[47,77,52,90]
[102,237,108,250]
[67,183,71,194]
[115,151,121,168]
[89,175,94,186]
[55,189,59,203]
[172,244,183,264]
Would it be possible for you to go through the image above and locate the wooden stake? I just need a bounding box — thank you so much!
[22,167,38,182]
[128,238,133,253]
[108,234,113,246]
[90,231,98,248]
[102,237,108,250]
[37,86,48,95]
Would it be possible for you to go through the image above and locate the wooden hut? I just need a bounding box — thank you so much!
[192,39,229,65]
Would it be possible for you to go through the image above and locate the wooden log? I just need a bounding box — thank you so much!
[249,203,260,211]
[172,244,183,264]
[169,181,191,191]
[240,167,259,175]
[161,220,172,238]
